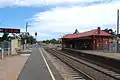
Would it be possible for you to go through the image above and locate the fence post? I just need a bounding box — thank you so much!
[8,48,10,56]
[1,49,4,59]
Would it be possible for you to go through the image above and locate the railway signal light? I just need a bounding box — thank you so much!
[35,32,37,36]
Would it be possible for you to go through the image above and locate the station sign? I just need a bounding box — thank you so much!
[0,28,20,33]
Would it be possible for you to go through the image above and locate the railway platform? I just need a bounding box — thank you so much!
[63,48,120,73]
[79,50,120,60]
[18,48,63,80]
[65,48,120,60]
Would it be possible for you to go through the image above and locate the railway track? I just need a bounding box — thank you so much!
[45,49,120,80]
[45,49,93,80]
[62,48,120,73]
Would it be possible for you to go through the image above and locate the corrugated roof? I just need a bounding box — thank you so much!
[62,29,112,39]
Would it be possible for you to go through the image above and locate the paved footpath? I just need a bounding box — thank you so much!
[18,48,63,80]
[0,55,29,80]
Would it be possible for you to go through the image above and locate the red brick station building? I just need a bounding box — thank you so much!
[61,27,112,50]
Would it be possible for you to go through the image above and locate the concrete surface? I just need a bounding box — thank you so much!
[66,48,120,60]
[0,55,29,80]
[80,50,120,60]
[18,48,63,80]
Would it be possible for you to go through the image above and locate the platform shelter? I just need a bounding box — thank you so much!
[61,27,112,50]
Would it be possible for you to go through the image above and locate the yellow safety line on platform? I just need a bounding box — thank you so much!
[39,48,56,80]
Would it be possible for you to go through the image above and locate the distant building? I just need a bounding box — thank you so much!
[61,27,112,50]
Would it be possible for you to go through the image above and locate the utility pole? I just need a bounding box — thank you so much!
[26,22,28,32]
[25,22,29,49]
[117,9,119,52]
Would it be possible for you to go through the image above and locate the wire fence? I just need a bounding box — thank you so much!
[0,41,11,49]
[103,42,120,53]
[0,41,11,59]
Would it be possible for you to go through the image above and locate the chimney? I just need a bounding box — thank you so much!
[98,27,100,34]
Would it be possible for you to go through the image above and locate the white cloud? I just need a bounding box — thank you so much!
[1,0,120,40]
[0,0,114,7]
[0,0,44,7]
[28,1,120,38]
[26,2,120,40]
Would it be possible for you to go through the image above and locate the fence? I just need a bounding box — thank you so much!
[0,48,10,59]
[0,41,11,49]
[0,40,33,59]
[103,42,120,53]
[0,41,11,59]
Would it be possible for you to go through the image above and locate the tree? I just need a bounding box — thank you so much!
[26,35,36,44]
[1,32,9,41]
[50,39,58,44]
[103,28,115,35]
[8,36,15,41]
[103,28,116,39]
[43,40,46,43]
[18,32,36,45]
[73,29,79,34]
[46,40,50,44]
[42,39,59,44]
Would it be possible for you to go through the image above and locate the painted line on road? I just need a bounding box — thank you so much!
[39,48,56,80]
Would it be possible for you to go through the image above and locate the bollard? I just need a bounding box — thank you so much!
[1,49,4,59]
[8,48,10,56]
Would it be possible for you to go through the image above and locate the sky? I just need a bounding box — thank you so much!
[0,0,120,40]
